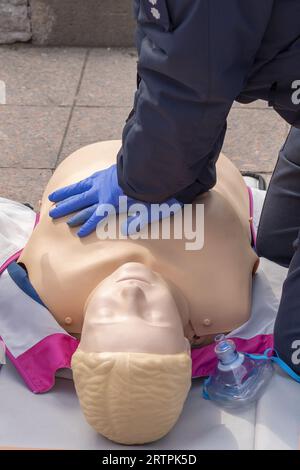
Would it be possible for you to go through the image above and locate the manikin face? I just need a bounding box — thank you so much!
[80,262,190,355]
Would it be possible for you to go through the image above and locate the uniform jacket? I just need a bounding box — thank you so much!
[117,0,300,202]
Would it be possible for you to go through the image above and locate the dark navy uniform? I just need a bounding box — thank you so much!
[117,0,300,203]
[257,127,300,375]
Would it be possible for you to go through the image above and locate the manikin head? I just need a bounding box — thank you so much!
[71,262,192,445]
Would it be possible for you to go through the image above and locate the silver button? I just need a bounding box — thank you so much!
[151,7,161,20]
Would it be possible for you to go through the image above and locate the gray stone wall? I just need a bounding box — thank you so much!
[30,0,135,46]
[0,0,31,44]
[0,0,135,46]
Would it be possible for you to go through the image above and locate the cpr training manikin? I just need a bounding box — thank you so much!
[0,140,275,446]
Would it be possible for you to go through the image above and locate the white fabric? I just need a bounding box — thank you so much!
[0,270,71,358]
[243,175,261,190]
[0,340,5,365]
[251,187,267,236]
[0,198,36,268]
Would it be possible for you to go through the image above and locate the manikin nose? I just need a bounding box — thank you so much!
[120,283,145,299]
[120,284,147,312]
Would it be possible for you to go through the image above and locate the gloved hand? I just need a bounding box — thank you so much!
[49,165,182,237]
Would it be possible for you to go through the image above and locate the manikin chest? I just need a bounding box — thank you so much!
[20,190,257,338]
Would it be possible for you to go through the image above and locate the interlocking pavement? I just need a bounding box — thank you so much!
[0,45,289,208]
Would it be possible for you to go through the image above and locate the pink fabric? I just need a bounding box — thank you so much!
[247,186,257,248]
[5,332,273,392]
[5,333,79,393]
[191,333,274,378]
[4,332,273,391]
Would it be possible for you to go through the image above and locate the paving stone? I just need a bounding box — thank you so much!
[0,105,71,168]
[233,100,268,109]
[223,108,289,173]
[58,106,131,164]
[0,45,87,105]
[0,167,52,209]
[77,48,137,107]
[0,45,289,206]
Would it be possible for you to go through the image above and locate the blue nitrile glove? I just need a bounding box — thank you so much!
[49,165,182,237]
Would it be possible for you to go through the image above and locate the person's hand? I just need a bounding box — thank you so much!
[49,165,182,237]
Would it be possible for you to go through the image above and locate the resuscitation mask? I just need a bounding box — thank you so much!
[203,334,300,408]
[203,334,274,408]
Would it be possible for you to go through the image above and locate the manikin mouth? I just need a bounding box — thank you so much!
[116,276,150,285]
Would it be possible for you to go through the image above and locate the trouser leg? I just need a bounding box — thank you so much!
[274,237,300,374]
[256,126,300,373]
[256,127,300,267]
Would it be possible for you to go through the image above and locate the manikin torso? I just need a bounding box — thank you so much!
[19,140,258,343]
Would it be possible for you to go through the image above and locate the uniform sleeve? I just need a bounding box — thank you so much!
[117,0,274,203]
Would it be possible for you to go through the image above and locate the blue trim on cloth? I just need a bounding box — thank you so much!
[246,349,300,384]
[6,262,46,308]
